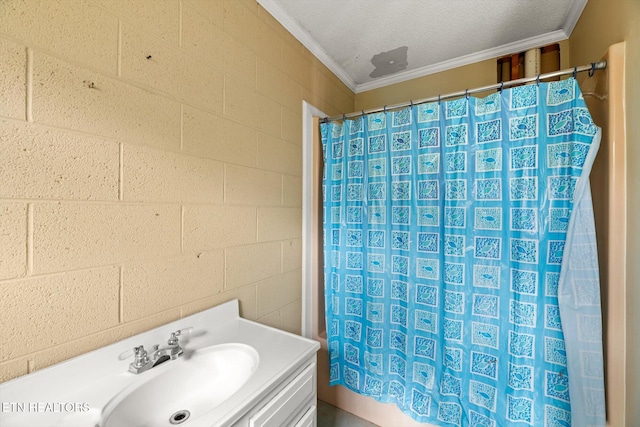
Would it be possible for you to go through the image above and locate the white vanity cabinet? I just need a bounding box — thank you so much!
[231,355,318,427]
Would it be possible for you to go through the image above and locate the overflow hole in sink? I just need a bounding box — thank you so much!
[169,410,191,425]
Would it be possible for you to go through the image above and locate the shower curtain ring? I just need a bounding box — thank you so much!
[536,74,541,86]
[383,105,387,112]
[410,100,413,108]
[465,89,469,99]
[499,81,504,93]
[438,94,441,104]
[573,67,578,79]
[589,62,596,77]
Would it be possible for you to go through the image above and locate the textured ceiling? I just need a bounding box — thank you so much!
[258,0,587,92]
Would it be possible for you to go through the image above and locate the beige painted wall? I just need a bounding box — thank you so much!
[570,0,640,425]
[0,0,354,382]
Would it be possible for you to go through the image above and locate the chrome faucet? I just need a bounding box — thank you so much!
[123,327,193,374]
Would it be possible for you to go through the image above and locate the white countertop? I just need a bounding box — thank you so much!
[0,300,320,427]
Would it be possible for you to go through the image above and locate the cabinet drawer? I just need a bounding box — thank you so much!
[250,363,315,427]
[293,405,316,427]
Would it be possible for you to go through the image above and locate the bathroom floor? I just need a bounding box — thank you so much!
[317,400,380,427]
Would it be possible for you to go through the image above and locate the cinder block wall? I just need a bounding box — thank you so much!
[0,0,354,382]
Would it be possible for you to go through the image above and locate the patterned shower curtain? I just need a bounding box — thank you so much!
[320,78,605,427]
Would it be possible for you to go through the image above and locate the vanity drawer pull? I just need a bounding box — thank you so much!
[250,363,315,427]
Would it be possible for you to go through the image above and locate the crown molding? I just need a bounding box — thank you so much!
[563,0,588,35]
[256,0,358,92]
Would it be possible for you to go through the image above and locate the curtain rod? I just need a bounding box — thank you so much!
[320,61,607,124]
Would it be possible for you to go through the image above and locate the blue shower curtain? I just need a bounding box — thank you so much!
[320,78,605,427]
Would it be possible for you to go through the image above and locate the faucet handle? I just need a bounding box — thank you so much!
[131,346,149,367]
[118,347,136,361]
[175,327,194,336]
[118,345,149,366]
[167,327,193,345]
[118,345,147,360]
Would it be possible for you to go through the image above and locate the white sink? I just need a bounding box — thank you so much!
[101,343,259,427]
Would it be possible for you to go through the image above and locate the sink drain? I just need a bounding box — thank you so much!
[169,410,190,425]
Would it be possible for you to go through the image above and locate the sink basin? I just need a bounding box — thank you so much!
[101,343,259,427]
